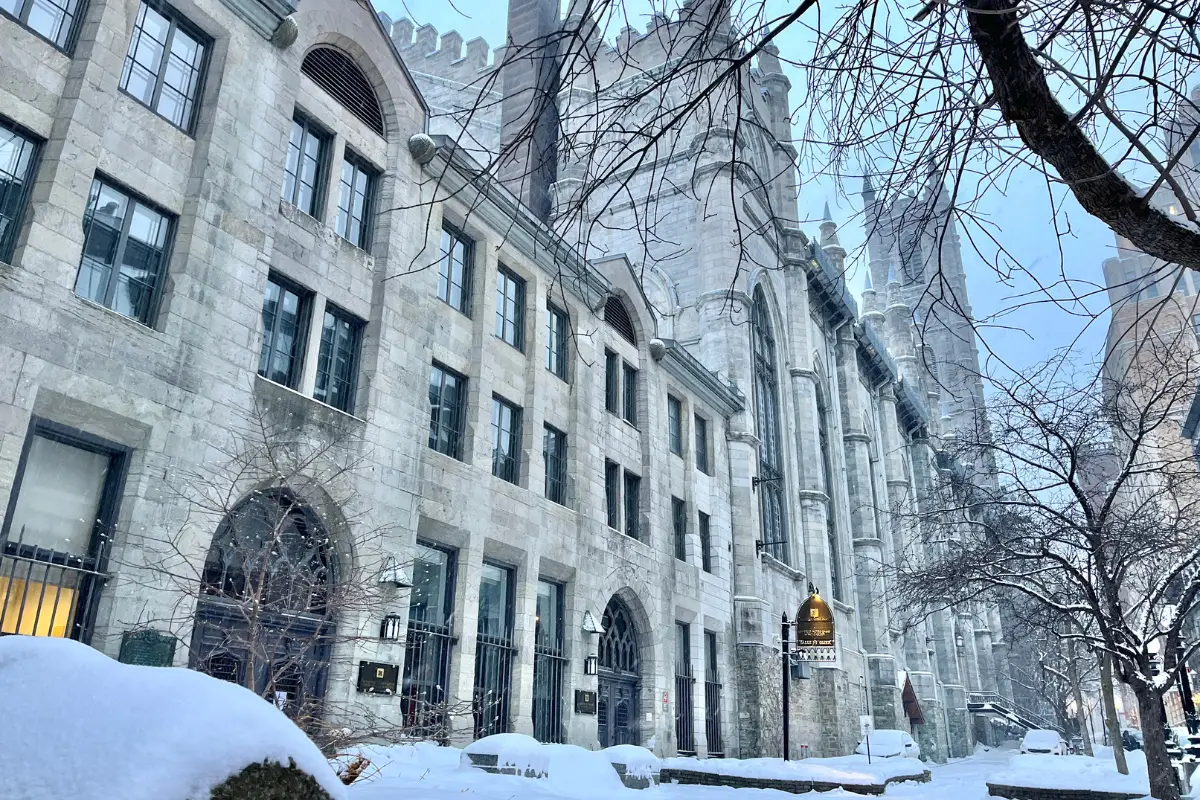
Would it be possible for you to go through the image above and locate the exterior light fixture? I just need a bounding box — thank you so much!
[378,555,411,588]
[955,633,965,649]
[380,614,404,641]
[581,610,605,638]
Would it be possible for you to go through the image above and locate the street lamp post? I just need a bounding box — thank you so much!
[782,612,791,761]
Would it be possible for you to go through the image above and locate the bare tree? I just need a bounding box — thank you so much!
[888,332,1200,799]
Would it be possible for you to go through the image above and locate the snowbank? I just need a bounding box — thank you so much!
[462,733,626,795]
[0,636,346,800]
[601,744,661,779]
[660,753,926,785]
[989,751,1150,795]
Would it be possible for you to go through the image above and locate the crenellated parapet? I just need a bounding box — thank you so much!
[378,13,501,86]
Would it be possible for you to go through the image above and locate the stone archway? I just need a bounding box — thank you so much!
[597,596,642,747]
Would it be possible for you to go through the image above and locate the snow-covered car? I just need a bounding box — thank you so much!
[854,729,921,759]
[1020,729,1067,755]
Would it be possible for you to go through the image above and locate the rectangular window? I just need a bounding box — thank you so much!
[546,303,569,380]
[491,396,522,484]
[438,224,472,314]
[336,151,377,249]
[257,274,310,389]
[428,363,467,459]
[668,395,683,456]
[604,460,620,530]
[2,0,83,50]
[282,114,329,217]
[622,364,638,426]
[0,120,40,264]
[543,424,567,506]
[313,304,362,414]
[1,421,129,641]
[675,621,696,755]
[672,496,687,562]
[495,266,525,350]
[403,541,456,736]
[120,0,208,132]
[623,470,641,540]
[698,511,712,573]
[704,630,724,756]
[604,349,619,413]
[474,562,515,738]
[695,414,710,474]
[75,176,173,326]
[533,579,566,743]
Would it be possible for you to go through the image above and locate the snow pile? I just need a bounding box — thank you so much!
[601,744,661,779]
[856,729,910,757]
[0,636,346,800]
[462,734,626,795]
[989,751,1150,795]
[661,753,926,785]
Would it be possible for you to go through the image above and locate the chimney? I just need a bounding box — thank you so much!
[498,0,562,221]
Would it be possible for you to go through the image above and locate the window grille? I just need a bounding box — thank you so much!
[675,622,696,755]
[300,46,385,136]
[474,563,515,738]
[533,579,566,743]
[403,543,455,741]
[604,295,637,344]
[704,631,724,756]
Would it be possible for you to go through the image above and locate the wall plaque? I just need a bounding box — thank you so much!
[357,661,399,695]
[574,689,597,715]
[118,629,177,667]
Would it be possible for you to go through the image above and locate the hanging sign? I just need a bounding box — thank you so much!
[793,588,838,663]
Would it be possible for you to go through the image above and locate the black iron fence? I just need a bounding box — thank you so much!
[533,643,567,743]
[705,680,725,756]
[676,671,696,755]
[474,630,515,738]
[0,529,109,642]
[401,620,454,740]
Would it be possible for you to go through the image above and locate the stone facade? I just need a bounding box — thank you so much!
[0,0,1008,761]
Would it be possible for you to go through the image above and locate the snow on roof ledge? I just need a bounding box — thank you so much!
[0,636,346,800]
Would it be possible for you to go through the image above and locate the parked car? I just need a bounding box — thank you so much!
[855,730,921,759]
[1020,729,1067,755]
[1120,729,1143,751]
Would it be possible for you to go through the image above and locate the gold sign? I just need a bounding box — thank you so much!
[794,591,836,649]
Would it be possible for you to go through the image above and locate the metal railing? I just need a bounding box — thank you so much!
[533,645,567,743]
[474,630,515,738]
[0,532,109,642]
[968,691,1062,732]
[676,672,696,755]
[401,620,454,740]
[705,680,725,757]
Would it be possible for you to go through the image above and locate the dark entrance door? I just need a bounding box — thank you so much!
[597,597,641,747]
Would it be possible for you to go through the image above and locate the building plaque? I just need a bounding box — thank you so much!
[357,661,399,695]
[118,629,177,667]
[574,689,597,715]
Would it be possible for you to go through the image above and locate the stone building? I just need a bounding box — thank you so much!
[0,0,1008,759]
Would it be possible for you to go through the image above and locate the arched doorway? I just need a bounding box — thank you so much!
[597,596,641,747]
[190,489,336,728]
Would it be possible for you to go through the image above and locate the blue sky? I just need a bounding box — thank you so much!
[374,0,1117,375]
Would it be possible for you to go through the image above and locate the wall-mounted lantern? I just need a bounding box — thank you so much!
[955,632,965,650]
[582,610,604,676]
[585,655,598,675]
[380,614,404,641]
[378,555,411,589]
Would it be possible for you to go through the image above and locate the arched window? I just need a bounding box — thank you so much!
[604,296,637,345]
[817,390,842,600]
[751,287,788,562]
[301,46,385,137]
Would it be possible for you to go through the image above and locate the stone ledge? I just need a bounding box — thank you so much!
[659,767,931,795]
[986,783,1147,800]
[465,753,660,790]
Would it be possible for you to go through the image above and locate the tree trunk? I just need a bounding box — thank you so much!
[1100,653,1128,774]
[1134,686,1181,800]
[1068,640,1094,756]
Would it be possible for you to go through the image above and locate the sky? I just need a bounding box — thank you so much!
[374,0,1119,376]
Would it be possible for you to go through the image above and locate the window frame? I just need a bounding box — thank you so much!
[256,273,312,390]
[546,302,569,381]
[491,395,523,485]
[0,117,42,265]
[494,265,526,351]
[428,362,468,460]
[119,0,211,134]
[313,301,363,414]
[694,413,710,474]
[282,113,331,218]
[543,424,567,506]
[75,174,176,328]
[604,349,619,413]
[698,511,712,573]
[622,363,638,427]
[604,460,620,530]
[667,395,683,456]
[438,222,474,316]
[1,0,85,53]
[335,148,378,251]
[672,496,687,562]
[623,470,641,540]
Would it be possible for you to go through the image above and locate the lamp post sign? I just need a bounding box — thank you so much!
[793,585,837,663]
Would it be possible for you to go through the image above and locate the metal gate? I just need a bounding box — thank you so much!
[0,526,109,641]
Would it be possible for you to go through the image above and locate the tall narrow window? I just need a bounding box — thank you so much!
[495,267,525,350]
[257,275,310,388]
[1,422,129,642]
[604,349,619,413]
[3,0,83,50]
[474,562,515,738]
[694,414,710,474]
[817,391,842,601]
[336,151,376,249]
[672,497,687,562]
[120,1,208,132]
[623,471,641,540]
[751,288,788,562]
[622,364,638,426]
[546,303,569,380]
[543,425,567,506]
[704,631,724,756]
[314,304,362,414]
[698,511,712,573]
[0,121,40,264]
[75,177,173,326]
[282,115,329,217]
[604,461,621,530]
[675,622,695,755]
[402,542,455,737]
[491,396,522,484]
[428,363,467,459]
[438,224,472,314]
[533,579,566,743]
[668,395,683,456]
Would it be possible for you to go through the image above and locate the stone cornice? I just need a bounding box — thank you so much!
[219,0,295,40]
[654,339,746,416]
